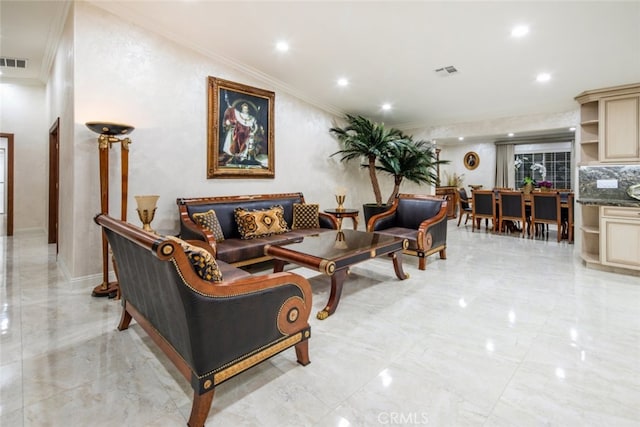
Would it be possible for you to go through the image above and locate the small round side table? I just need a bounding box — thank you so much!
[324,208,359,230]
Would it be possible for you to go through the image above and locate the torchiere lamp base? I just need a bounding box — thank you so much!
[91,281,119,299]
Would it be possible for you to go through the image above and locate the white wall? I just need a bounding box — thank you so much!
[46,6,76,276]
[0,83,48,232]
[66,2,361,278]
[438,140,497,189]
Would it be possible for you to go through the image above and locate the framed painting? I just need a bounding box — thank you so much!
[464,151,479,170]
[207,77,275,178]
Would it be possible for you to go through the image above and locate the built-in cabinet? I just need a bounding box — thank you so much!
[576,83,640,273]
[599,94,640,162]
[600,207,640,271]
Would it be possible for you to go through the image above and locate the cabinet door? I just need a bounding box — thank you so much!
[600,217,640,270]
[599,94,640,162]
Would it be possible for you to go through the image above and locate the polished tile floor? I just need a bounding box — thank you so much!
[1,221,639,426]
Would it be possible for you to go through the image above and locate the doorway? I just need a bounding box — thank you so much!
[0,133,14,236]
[48,118,60,249]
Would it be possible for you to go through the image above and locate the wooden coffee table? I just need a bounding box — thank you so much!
[264,230,409,319]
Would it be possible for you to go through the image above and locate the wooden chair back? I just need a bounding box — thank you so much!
[471,190,496,232]
[498,190,527,238]
[530,192,562,242]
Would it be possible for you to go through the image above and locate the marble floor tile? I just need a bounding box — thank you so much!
[1,222,639,426]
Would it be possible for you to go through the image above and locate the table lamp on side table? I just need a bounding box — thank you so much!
[135,195,159,233]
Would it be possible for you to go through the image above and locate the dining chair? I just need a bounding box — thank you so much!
[498,191,527,238]
[530,192,562,242]
[457,187,472,226]
[471,190,496,232]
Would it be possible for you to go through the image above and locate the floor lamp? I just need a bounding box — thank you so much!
[86,122,134,298]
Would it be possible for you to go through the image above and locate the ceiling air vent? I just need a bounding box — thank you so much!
[434,65,458,76]
[0,57,28,69]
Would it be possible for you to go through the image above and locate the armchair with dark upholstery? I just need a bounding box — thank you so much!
[95,214,312,427]
[367,194,448,270]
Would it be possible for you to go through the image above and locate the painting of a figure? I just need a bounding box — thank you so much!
[207,77,275,178]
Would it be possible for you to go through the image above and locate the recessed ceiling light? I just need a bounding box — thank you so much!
[337,77,349,87]
[511,25,529,38]
[569,127,576,132]
[381,103,392,111]
[275,41,289,52]
[536,72,551,82]
[458,136,464,141]
[508,133,515,137]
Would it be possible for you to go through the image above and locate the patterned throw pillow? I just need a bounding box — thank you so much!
[234,205,289,240]
[192,209,225,242]
[166,236,223,282]
[292,203,320,229]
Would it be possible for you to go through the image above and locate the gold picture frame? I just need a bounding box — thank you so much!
[207,77,275,178]
[464,151,479,170]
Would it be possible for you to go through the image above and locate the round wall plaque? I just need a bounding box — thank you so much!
[464,151,479,170]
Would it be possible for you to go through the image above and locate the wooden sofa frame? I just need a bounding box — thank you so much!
[177,192,337,267]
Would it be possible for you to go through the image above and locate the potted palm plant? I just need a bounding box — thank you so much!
[377,137,449,205]
[330,114,405,221]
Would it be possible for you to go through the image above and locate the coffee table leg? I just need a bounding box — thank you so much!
[390,251,409,280]
[272,259,286,273]
[317,269,347,320]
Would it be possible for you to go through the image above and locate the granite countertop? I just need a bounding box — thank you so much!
[577,198,640,207]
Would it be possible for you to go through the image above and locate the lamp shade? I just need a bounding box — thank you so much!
[86,122,135,136]
[135,195,159,212]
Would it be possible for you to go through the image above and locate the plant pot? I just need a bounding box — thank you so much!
[523,183,533,194]
[363,203,392,226]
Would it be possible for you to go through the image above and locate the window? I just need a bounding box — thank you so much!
[514,151,572,189]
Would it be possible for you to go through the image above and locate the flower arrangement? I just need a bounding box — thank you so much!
[538,180,553,188]
[514,156,528,169]
[443,171,465,187]
[530,163,547,180]
[522,176,536,186]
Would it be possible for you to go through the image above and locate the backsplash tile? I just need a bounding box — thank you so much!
[579,165,640,200]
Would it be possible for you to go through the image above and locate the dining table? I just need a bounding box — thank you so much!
[491,190,573,238]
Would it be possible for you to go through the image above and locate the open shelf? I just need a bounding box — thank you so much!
[580,142,599,164]
[580,101,599,122]
[581,232,600,263]
[580,225,600,234]
[580,205,601,265]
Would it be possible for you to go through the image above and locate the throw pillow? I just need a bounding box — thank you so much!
[192,209,225,242]
[234,205,289,239]
[292,203,320,229]
[166,236,223,282]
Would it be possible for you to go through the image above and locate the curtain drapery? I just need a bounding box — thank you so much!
[495,144,515,188]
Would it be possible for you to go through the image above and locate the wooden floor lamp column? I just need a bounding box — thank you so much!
[86,122,134,298]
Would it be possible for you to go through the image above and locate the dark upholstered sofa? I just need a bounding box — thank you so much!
[367,193,448,270]
[95,214,312,427]
[177,192,337,267]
